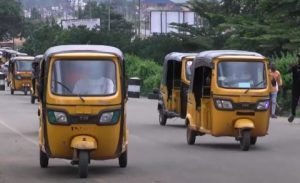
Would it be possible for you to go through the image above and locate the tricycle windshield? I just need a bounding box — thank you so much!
[51,60,116,96]
[16,60,33,72]
[217,61,266,89]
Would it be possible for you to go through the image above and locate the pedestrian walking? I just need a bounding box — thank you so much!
[269,63,282,118]
[288,53,300,123]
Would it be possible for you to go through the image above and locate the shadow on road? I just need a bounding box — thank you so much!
[194,142,268,152]
[42,164,125,178]
[166,124,186,129]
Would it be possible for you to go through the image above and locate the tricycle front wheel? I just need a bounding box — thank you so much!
[24,88,28,95]
[78,150,89,178]
[240,130,251,151]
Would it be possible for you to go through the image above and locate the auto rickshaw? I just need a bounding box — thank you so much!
[8,56,34,95]
[157,52,196,126]
[38,45,128,178]
[30,55,43,104]
[186,50,271,151]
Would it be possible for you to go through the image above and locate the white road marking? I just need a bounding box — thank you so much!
[0,119,38,146]
[0,119,70,163]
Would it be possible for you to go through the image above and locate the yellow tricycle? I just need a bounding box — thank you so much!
[30,55,43,104]
[157,52,196,126]
[186,50,271,151]
[8,56,34,95]
[38,45,128,178]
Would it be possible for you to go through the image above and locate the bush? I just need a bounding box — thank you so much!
[125,54,162,95]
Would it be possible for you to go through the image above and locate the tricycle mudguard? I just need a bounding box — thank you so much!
[234,119,255,130]
[71,136,97,150]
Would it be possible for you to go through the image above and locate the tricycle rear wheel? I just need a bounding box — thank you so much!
[40,149,49,168]
[78,150,89,178]
[119,150,127,168]
[187,125,196,145]
[31,96,35,104]
[250,137,257,145]
[240,130,251,151]
[159,110,167,126]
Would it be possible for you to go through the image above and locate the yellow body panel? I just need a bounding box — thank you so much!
[160,56,194,116]
[11,75,32,90]
[39,52,127,160]
[187,57,270,138]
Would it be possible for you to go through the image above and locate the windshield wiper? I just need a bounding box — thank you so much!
[53,80,85,102]
[244,80,266,94]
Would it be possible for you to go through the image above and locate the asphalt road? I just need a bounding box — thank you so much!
[0,89,300,183]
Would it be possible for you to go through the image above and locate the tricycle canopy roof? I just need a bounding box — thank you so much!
[34,55,44,62]
[10,56,35,62]
[44,45,124,61]
[194,50,265,68]
[164,52,197,63]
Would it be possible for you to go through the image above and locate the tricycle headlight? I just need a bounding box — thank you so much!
[257,100,270,110]
[15,75,22,80]
[215,99,233,110]
[99,111,120,124]
[48,110,68,124]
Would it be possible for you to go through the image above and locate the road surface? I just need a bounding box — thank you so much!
[0,89,300,183]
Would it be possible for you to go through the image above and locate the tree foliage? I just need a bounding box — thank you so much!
[0,0,23,40]
[182,0,300,56]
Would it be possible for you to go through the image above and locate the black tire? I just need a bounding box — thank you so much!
[78,151,89,178]
[185,120,188,127]
[10,89,14,95]
[250,137,257,145]
[187,125,196,145]
[118,150,127,168]
[240,130,251,151]
[24,89,28,95]
[40,149,49,168]
[159,110,167,126]
[31,96,35,104]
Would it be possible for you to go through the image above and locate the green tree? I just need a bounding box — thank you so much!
[185,0,300,56]
[0,0,23,40]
